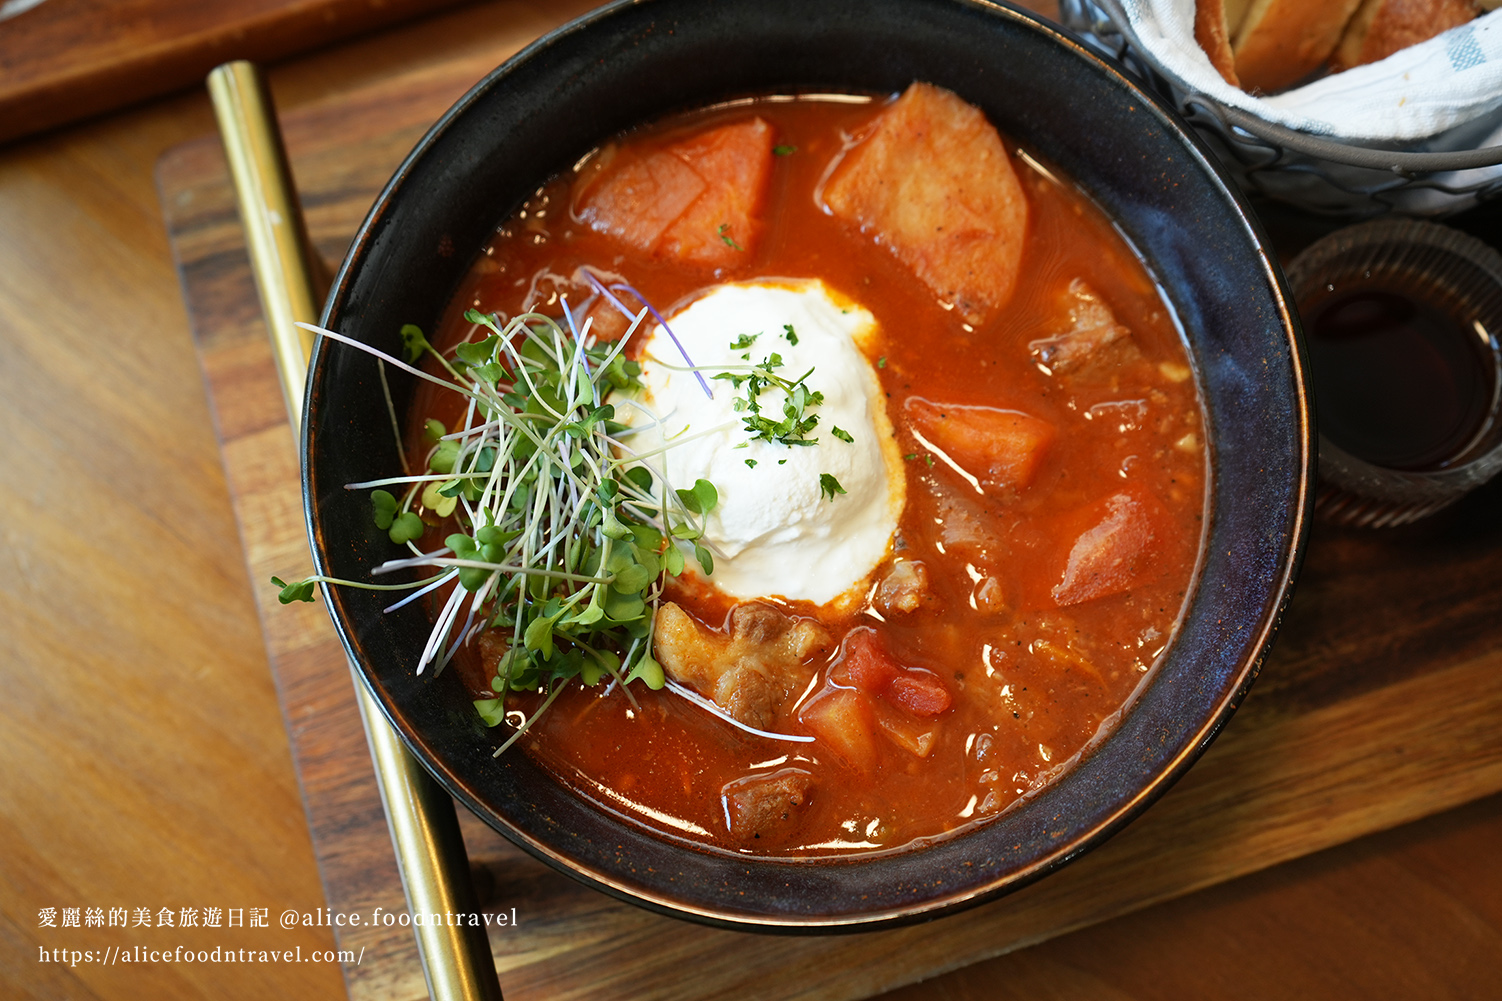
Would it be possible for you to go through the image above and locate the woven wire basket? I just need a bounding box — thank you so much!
[1059,0,1502,217]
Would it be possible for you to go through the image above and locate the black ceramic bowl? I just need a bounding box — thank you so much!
[305,0,1312,931]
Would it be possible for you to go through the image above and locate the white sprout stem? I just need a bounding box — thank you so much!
[377,361,408,473]
[346,472,489,490]
[605,419,739,465]
[297,322,485,403]
[372,557,613,585]
[383,568,460,613]
[417,582,468,675]
[587,306,649,381]
[661,682,815,742]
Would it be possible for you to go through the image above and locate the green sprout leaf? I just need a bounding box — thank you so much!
[674,478,719,515]
[400,324,431,363]
[429,439,460,474]
[371,489,398,530]
[626,653,666,690]
[270,575,317,604]
[474,698,507,727]
[421,481,458,518]
[389,512,425,545]
[454,335,499,369]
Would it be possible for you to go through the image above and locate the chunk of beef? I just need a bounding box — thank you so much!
[1029,279,1140,378]
[906,396,1055,494]
[973,575,1008,616]
[721,768,813,843]
[576,118,774,268]
[933,483,1006,556]
[653,601,831,731]
[875,560,937,615]
[824,82,1029,323]
[1053,489,1169,606]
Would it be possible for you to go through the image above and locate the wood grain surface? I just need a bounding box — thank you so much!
[4,1,1502,999]
[159,6,1502,1000]
[0,0,470,144]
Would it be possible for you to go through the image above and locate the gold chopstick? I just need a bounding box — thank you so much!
[207,60,504,1001]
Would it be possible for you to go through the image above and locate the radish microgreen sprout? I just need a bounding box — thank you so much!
[275,279,844,754]
[275,302,727,755]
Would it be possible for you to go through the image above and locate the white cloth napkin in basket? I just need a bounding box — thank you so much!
[1121,0,1502,143]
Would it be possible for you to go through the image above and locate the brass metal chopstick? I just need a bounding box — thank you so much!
[207,59,504,1001]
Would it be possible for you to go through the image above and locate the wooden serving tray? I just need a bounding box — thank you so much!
[157,15,1502,1001]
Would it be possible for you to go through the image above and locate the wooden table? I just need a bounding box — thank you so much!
[3,3,1501,999]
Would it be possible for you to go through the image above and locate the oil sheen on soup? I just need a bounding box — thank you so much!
[421,84,1206,856]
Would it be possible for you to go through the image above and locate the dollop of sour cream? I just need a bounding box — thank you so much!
[617,279,905,607]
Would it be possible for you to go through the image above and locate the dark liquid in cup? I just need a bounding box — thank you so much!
[1304,279,1498,471]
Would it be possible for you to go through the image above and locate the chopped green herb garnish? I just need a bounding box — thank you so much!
[773,144,797,156]
[712,350,826,447]
[729,332,759,351]
[831,426,854,444]
[745,459,757,468]
[819,473,847,501]
[877,356,887,368]
[783,324,799,346]
[904,453,919,461]
[717,223,744,251]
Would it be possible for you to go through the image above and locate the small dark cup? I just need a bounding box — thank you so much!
[1288,219,1502,528]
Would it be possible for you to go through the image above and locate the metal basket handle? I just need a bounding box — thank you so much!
[1206,100,1502,173]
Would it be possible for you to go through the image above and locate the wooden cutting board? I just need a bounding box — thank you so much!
[156,12,1502,1000]
[0,0,470,144]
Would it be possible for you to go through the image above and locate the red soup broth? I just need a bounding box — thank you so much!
[409,93,1206,856]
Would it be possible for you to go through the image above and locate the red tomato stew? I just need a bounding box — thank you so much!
[411,84,1206,856]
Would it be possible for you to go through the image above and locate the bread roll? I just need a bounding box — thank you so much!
[1195,0,1247,85]
[1335,0,1479,68]
[1233,0,1367,91]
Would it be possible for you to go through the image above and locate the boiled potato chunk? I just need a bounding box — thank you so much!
[824,82,1029,322]
[576,118,774,267]
[905,396,1055,493]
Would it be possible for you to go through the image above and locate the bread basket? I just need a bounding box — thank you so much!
[1060,0,1502,216]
